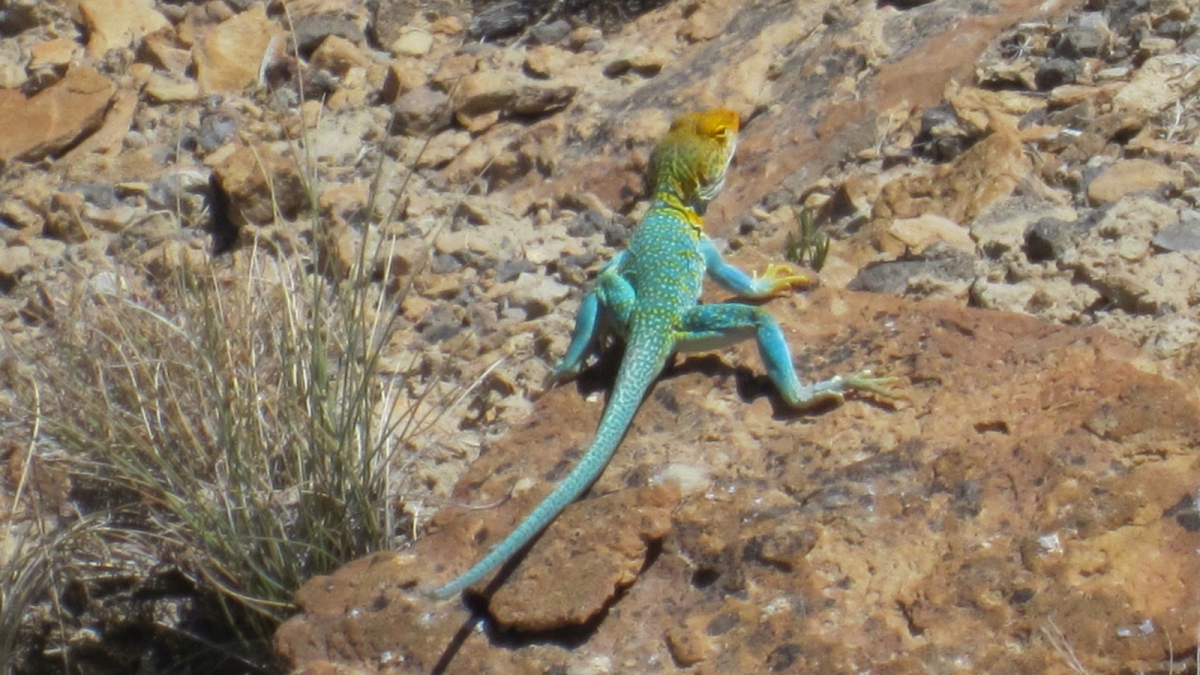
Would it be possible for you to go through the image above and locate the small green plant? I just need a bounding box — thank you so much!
[784,205,831,272]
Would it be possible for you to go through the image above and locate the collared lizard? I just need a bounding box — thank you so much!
[430,108,898,599]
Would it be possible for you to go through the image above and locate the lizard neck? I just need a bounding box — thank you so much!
[649,191,705,238]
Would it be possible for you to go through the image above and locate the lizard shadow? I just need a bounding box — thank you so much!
[664,354,850,419]
[567,343,868,419]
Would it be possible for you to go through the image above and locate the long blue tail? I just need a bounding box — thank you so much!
[431,327,670,599]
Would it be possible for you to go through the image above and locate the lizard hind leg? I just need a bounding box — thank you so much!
[677,303,899,409]
[551,262,638,383]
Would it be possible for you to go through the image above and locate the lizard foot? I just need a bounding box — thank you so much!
[547,361,582,387]
[840,371,905,401]
[755,263,815,296]
[789,371,904,408]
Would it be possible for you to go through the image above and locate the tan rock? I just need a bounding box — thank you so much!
[603,46,670,78]
[388,28,432,57]
[1114,54,1200,117]
[210,142,308,227]
[414,129,471,169]
[567,25,602,51]
[879,214,974,256]
[453,70,518,119]
[141,31,193,73]
[381,58,425,103]
[0,39,26,89]
[489,484,680,631]
[1066,197,1192,314]
[430,15,462,35]
[144,72,202,102]
[310,35,369,75]
[365,62,390,94]
[444,123,530,188]
[27,238,67,262]
[329,67,369,109]
[194,5,283,93]
[84,205,138,232]
[523,45,567,79]
[0,245,34,278]
[139,239,210,280]
[281,0,354,18]
[373,236,428,280]
[80,0,170,58]
[679,0,736,42]
[203,1,235,24]
[1046,81,1122,108]
[947,84,1043,131]
[876,120,1031,225]
[429,52,478,91]
[665,624,712,666]
[317,182,367,229]
[28,39,82,70]
[0,198,45,233]
[315,220,374,280]
[127,62,154,87]
[390,85,453,136]
[453,71,576,131]
[1137,36,1176,57]
[1086,159,1184,205]
[63,90,138,160]
[299,99,322,128]
[0,65,116,163]
[43,192,93,242]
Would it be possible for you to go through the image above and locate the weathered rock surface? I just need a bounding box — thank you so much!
[79,0,170,58]
[193,4,283,93]
[1087,159,1185,205]
[0,65,115,163]
[276,288,1200,675]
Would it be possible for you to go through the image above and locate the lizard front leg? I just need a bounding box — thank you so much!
[698,237,813,299]
[676,303,900,407]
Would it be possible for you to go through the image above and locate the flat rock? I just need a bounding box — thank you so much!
[848,249,975,297]
[310,35,369,75]
[143,73,201,102]
[1114,54,1200,117]
[276,289,1200,675]
[876,121,1031,225]
[489,484,679,631]
[1152,220,1200,252]
[1087,159,1184,205]
[390,86,452,137]
[523,45,568,79]
[29,38,82,69]
[0,245,34,280]
[194,5,283,93]
[878,213,974,256]
[79,0,170,58]
[388,28,433,58]
[0,65,116,163]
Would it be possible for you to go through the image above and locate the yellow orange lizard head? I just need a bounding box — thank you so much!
[648,108,740,214]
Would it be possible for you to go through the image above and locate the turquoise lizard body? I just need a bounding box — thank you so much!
[431,109,897,599]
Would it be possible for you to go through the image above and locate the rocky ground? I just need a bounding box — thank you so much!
[2,0,1200,672]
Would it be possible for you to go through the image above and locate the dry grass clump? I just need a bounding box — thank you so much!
[1,236,423,670]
